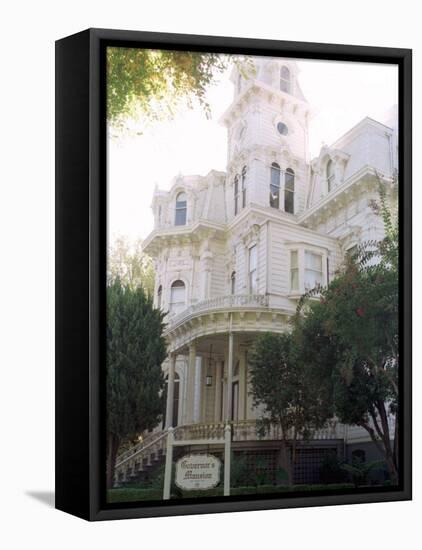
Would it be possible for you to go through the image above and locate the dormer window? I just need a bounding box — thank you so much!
[270,162,280,208]
[175,192,187,226]
[284,168,295,214]
[327,159,335,192]
[280,66,291,94]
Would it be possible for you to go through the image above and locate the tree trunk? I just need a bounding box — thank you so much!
[376,401,399,485]
[106,433,121,490]
[278,438,293,486]
[359,417,399,485]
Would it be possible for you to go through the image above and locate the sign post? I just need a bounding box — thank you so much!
[163,427,174,500]
[162,423,231,500]
[224,424,231,496]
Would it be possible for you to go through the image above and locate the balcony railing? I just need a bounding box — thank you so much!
[166,294,269,330]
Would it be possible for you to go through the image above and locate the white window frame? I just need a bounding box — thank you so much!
[175,191,187,226]
[169,280,186,314]
[287,245,328,295]
[304,250,324,292]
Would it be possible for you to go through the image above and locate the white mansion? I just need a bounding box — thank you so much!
[116,58,397,484]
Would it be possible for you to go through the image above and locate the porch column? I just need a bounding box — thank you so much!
[225,333,234,422]
[186,341,197,424]
[165,353,177,429]
[214,360,223,422]
[200,358,208,422]
[238,348,247,421]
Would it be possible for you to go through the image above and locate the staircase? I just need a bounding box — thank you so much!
[114,431,169,487]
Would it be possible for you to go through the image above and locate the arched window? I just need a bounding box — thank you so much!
[241,166,247,208]
[327,159,335,192]
[170,280,185,314]
[234,175,240,215]
[157,285,162,309]
[270,162,281,208]
[284,168,295,214]
[280,66,291,93]
[175,192,187,226]
[231,271,236,295]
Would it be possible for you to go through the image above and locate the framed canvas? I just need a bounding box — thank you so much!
[55,28,412,521]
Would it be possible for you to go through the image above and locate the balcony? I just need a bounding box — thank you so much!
[165,294,270,331]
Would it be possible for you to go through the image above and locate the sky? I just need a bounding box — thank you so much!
[107,56,398,244]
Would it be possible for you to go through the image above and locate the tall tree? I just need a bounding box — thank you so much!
[107,48,254,133]
[294,181,399,483]
[249,332,332,485]
[106,278,167,489]
[108,236,155,296]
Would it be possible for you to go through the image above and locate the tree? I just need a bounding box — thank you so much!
[294,180,399,483]
[249,333,333,485]
[106,278,167,489]
[107,48,254,133]
[108,236,155,296]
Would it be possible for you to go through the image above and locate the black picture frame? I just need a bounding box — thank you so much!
[55,28,412,521]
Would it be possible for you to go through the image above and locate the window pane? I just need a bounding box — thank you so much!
[285,191,294,214]
[285,169,295,214]
[290,268,299,291]
[291,250,298,269]
[271,164,280,186]
[285,169,295,191]
[170,281,185,313]
[304,269,323,290]
[175,208,186,225]
[305,251,322,271]
[270,188,279,208]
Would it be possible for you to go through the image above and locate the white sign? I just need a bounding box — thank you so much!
[175,453,221,491]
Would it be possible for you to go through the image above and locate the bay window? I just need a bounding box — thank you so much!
[289,247,327,294]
